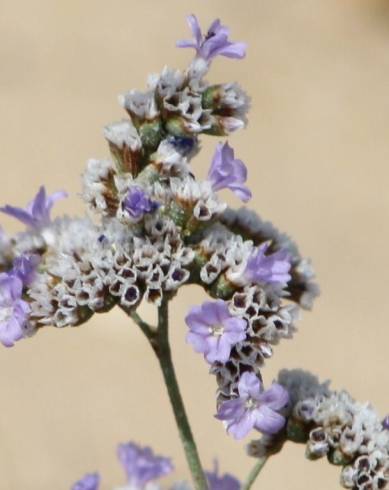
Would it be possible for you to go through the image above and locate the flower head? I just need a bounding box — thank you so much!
[0,273,30,347]
[0,186,67,229]
[245,242,291,287]
[11,254,40,286]
[177,15,246,63]
[118,442,173,488]
[206,461,240,490]
[216,372,288,439]
[185,300,247,364]
[207,142,251,202]
[123,186,160,221]
[71,473,100,490]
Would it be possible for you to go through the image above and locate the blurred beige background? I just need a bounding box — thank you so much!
[0,1,388,489]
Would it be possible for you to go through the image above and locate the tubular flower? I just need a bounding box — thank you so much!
[0,186,67,230]
[185,300,247,363]
[177,15,246,62]
[216,372,288,439]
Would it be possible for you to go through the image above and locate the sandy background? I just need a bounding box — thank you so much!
[0,1,388,489]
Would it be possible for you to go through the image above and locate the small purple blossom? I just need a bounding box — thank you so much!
[185,300,247,364]
[0,186,67,229]
[245,242,291,287]
[118,441,173,488]
[383,415,389,430]
[123,186,159,220]
[206,461,240,490]
[207,142,251,202]
[71,473,100,490]
[216,372,288,440]
[11,254,40,286]
[177,15,246,63]
[0,273,30,347]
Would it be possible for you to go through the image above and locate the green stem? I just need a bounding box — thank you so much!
[155,299,208,490]
[242,456,268,490]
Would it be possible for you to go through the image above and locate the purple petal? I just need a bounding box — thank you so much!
[254,405,286,435]
[71,473,100,490]
[185,305,211,329]
[238,372,262,399]
[30,186,48,220]
[258,382,289,410]
[46,190,68,210]
[216,42,247,59]
[216,398,245,422]
[227,411,256,439]
[0,205,36,227]
[228,183,252,202]
[186,332,209,354]
[187,14,202,45]
[205,335,231,363]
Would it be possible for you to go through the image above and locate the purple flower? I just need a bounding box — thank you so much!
[71,473,100,490]
[207,142,251,202]
[0,186,67,230]
[245,242,291,287]
[11,254,40,286]
[118,442,173,488]
[0,273,30,347]
[383,415,389,430]
[185,300,247,364]
[206,461,240,490]
[216,372,288,440]
[177,15,246,63]
[123,186,159,220]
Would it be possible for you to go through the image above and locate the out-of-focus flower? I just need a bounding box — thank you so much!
[11,254,40,286]
[122,186,160,221]
[0,273,30,347]
[0,186,67,229]
[206,461,240,490]
[207,142,251,202]
[177,15,246,62]
[71,473,100,490]
[244,242,291,287]
[382,415,389,430]
[118,442,173,488]
[185,300,246,363]
[216,372,288,439]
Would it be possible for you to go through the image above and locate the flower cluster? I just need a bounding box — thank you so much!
[0,15,317,447]
[72,441,239,490]
[248,370,389,490]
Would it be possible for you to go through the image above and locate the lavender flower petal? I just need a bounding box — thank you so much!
[118,442,173,487]
[11,254,40,286]
[245,242,291,286]
[71,473,100,490]
[123,186,159,220]
[177,15,246,63]
[0,186,67,229]
[207,143,251,202]
[254,404,286,435]
[0,273,30,348]
[206,461,240,490]
[185,300,246,363]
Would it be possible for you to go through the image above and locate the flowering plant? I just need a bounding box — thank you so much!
[0,14,387,490]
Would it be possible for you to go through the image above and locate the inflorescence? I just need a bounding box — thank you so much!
[0,14,386,490]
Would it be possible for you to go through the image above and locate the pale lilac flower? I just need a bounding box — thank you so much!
[245,242,291,287]
[207,142,251,202]
[185,300,246,363]
[0,273,30,347]
[118,442,173,488]
[11,254,40,286]
[216,372,288,439]
[0,186,67,229]
[123,186,159,220]
[383,415,389,430]
[177,15,246,63]
[206,461,240,490]
[71,473,100,490]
